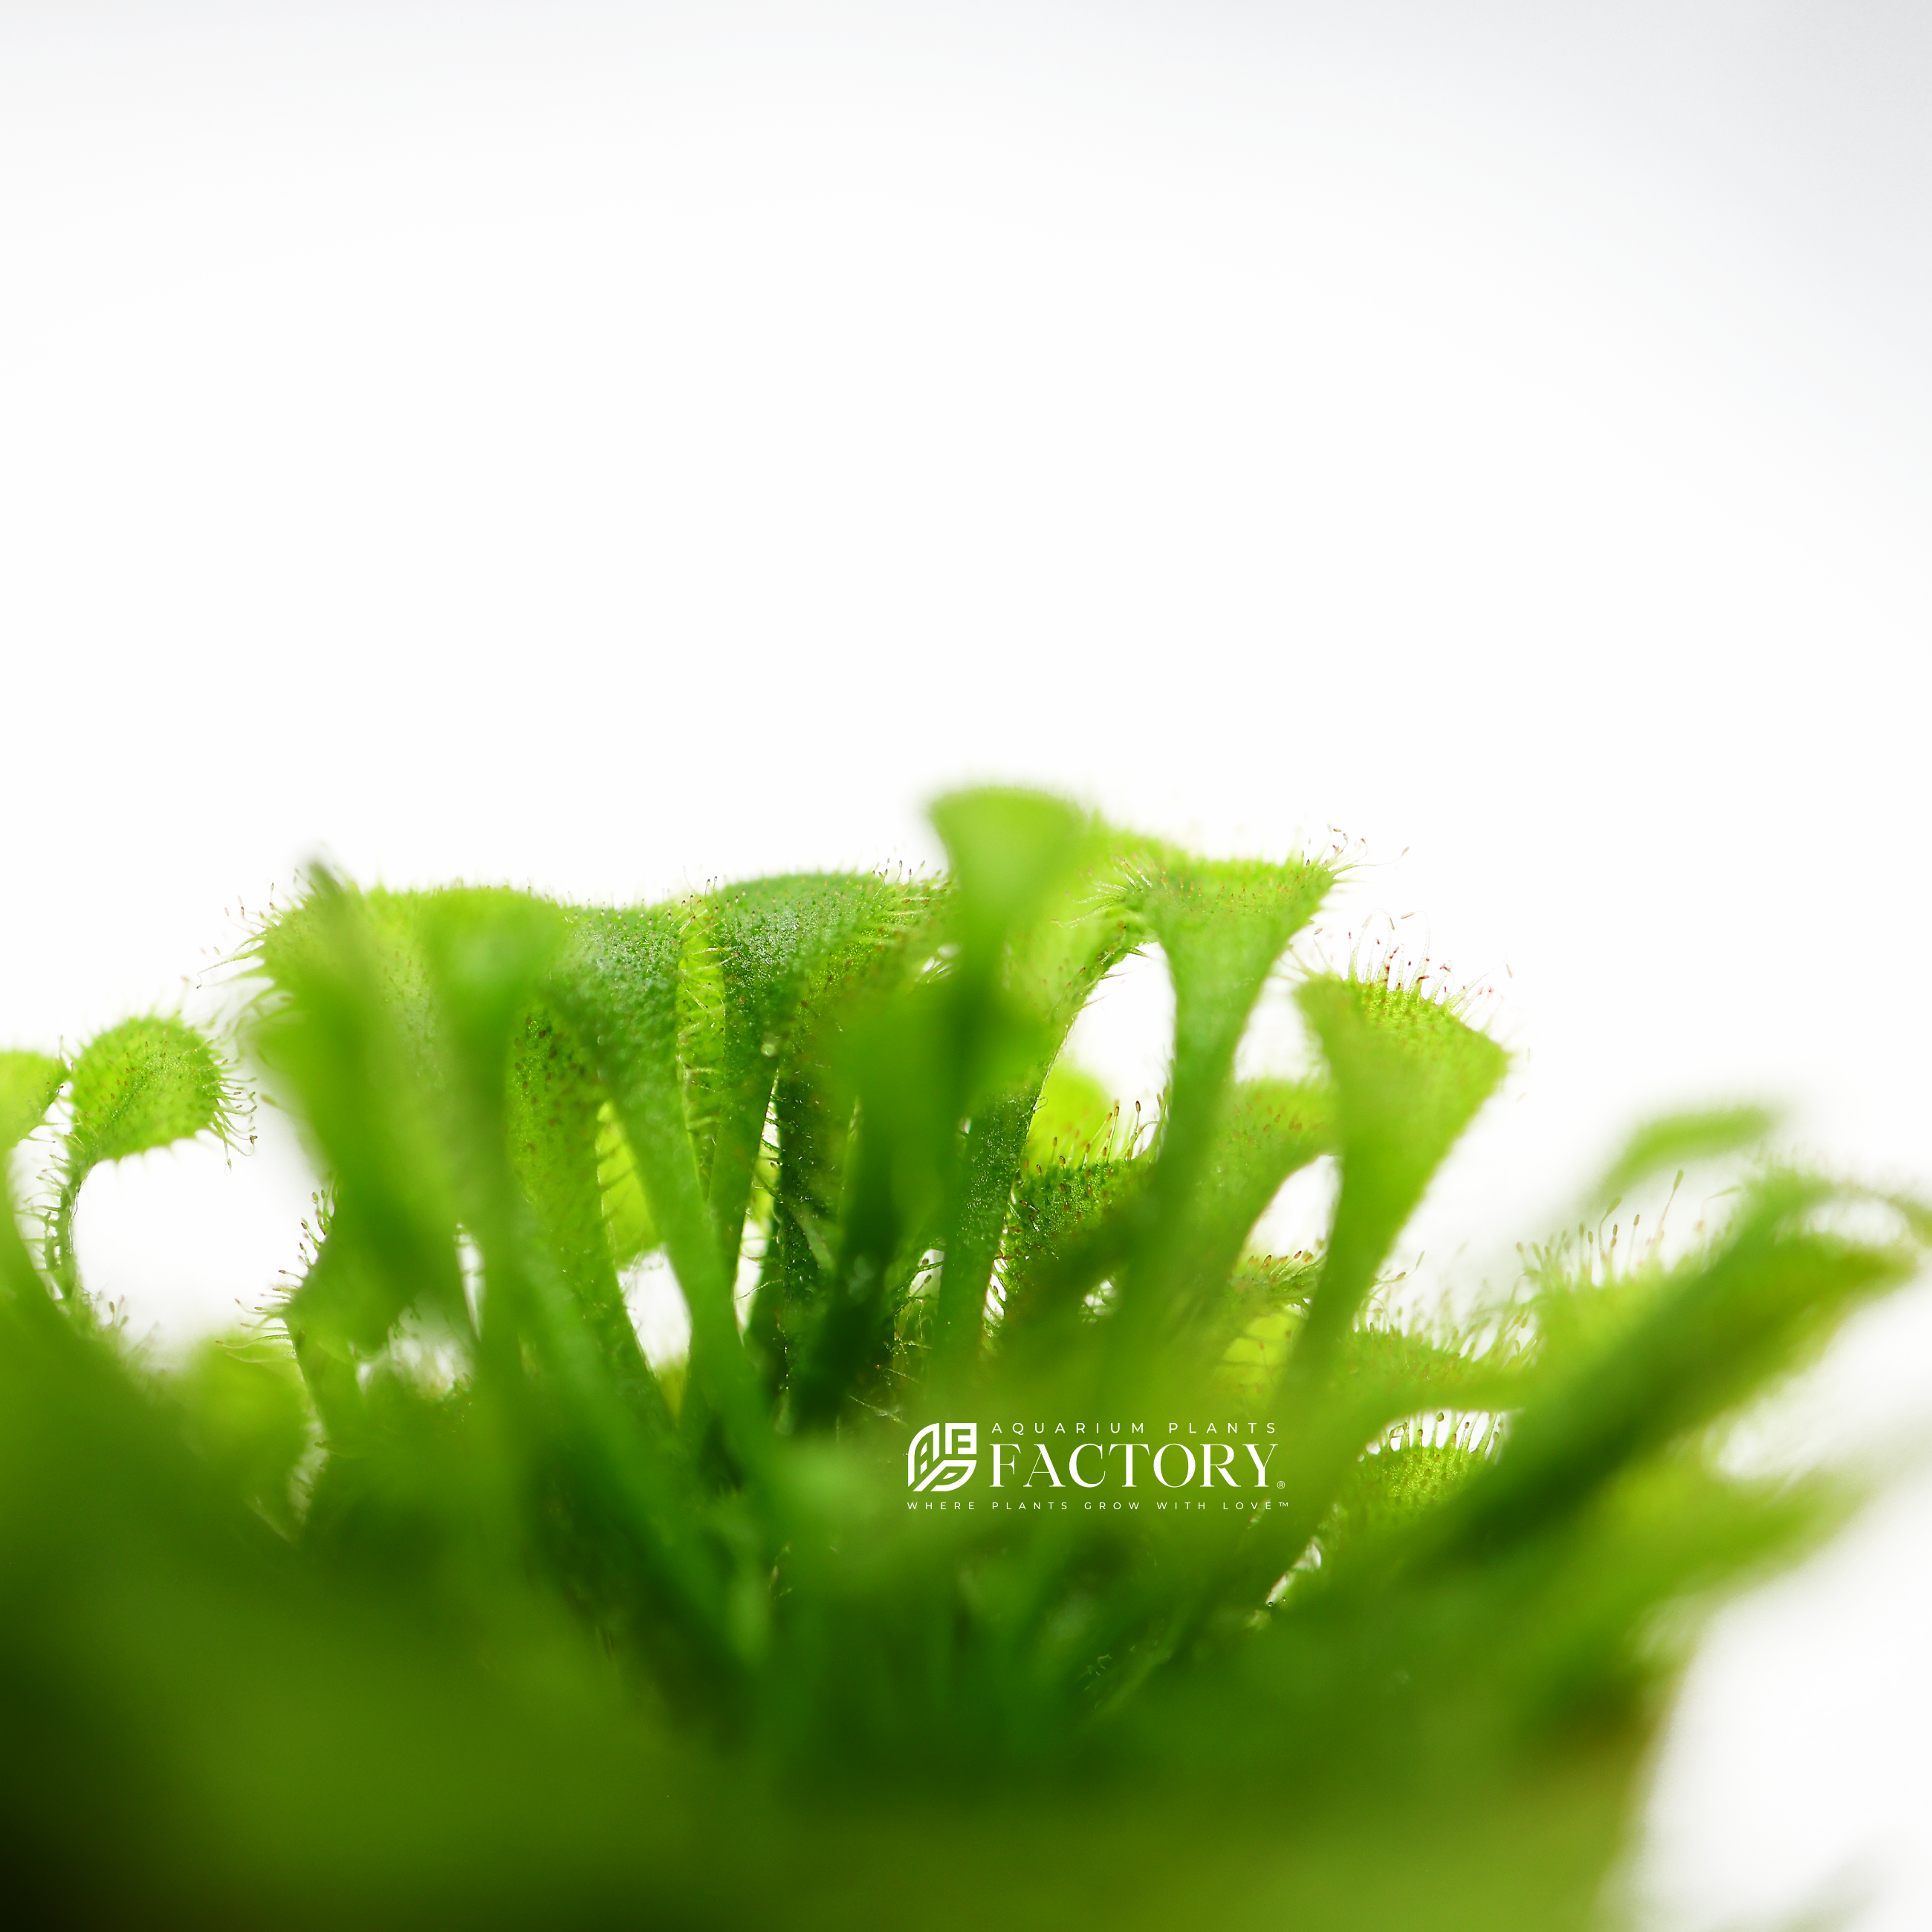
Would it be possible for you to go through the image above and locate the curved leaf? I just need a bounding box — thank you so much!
[0,1050,63,1155]
[1293,976,1506,1367]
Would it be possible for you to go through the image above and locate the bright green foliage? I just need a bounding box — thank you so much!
[1023,1059,1120,1159]
[1170,1077,1333,1338]
[1597,1101,1783,1203]
[253,881,470,1378]
[33,1016,239,1307]
[170,1335,314,1535]
[0,792,1922,1931]
[66,1015,236,1167]
[1295,973,1508,1367]
[592,1098,658,1263]
[0,1048,63,1153]
[1098,849,1334,1374]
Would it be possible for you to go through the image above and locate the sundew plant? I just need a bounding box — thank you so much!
[0,790,1921,1930]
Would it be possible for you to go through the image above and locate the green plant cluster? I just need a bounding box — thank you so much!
[0,790,1920,1930]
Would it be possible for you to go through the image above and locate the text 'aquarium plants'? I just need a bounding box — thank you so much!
[0,790,1920,1929]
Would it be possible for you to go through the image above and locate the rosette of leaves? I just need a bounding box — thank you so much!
[0,793,1922,1932]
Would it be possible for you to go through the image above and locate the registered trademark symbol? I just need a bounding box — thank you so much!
[1275,1480,1285,1490]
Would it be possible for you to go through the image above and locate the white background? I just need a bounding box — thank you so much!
[1,5,1928,1924]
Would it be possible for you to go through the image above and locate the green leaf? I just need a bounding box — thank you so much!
[930,786,1089,970]
[253,879,466,1365]
[1022,1061,1118,1163]
[1597,1103,1780,1202]
[594,1100,660,1266]
[44,1017,237,1307]
[1118,847,1335,1147]
[172,1338,312,1532]
[1453,1170,1913,1555]
[1103,849,1334,1361]
[1294,976,1506,1366]
[933,811,1146,1369]
[0,1051,64,1303]
[550,903,768,1473]
[66,1017,234,1169]
[701,872,935,1273]
[0,1050,64,1154]
[1170,1077,1334,1335]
